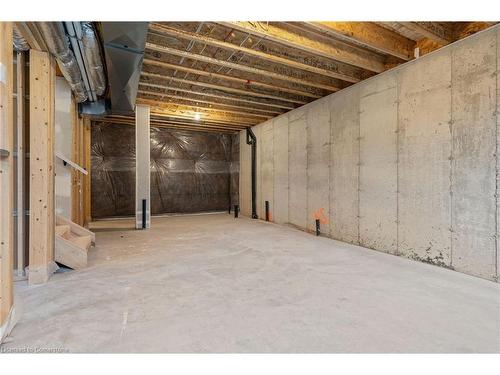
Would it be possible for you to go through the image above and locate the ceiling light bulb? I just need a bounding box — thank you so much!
[194,113,201,121]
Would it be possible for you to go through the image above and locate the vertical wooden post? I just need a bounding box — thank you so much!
[0,22,14,340]
[135,105,150,229]
[83,117,91,227]
[16,51,26,277]
[29,49,56,285]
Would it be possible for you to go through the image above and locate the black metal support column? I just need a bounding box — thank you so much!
[234,204,239,218]
[246,128,258,219]
[315,219,320,236]
[265,200,269,221]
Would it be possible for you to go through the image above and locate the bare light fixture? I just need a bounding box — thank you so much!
[194,112,201,121]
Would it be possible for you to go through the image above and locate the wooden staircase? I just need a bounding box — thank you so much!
[55,215,95,269]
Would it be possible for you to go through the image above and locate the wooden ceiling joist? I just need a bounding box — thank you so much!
[217,21,386,73]
[141,71,307,105]
[132,21,496,134]
[137,90,273,120]
[145,42,341,92]
[400,22,453,45]
[139,80,294,111]
[137,87,283,116]
[143,57,322,99]
[149,23,362,83]
[102,116,240,133]
[139,100,261,126]
[304,22,416,61]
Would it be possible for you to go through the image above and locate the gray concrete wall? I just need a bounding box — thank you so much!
[239,25,500,282]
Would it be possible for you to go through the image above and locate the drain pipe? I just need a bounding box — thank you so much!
[246,127,258,219]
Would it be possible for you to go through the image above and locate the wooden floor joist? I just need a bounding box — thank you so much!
[146,43,341,92]
[141,71,308,105]
[149,23,362,83]
[143,57,324,99]
[138,81,293,111]
[138,88,283,115]
[217,21,387,73]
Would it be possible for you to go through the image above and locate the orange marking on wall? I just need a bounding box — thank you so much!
[313,208,328,225]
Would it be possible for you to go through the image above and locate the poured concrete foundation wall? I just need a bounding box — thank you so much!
[239,25,500,282]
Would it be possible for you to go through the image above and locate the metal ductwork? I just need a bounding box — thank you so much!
[38,22,88,103]
[81,22,106,97]
[13,26,29,51]
[101,22,149,114]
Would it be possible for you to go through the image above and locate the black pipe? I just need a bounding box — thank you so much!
[142,199,147,229]
[234,204,239,218]
[315,219,320,236]
[246,128,258,219]
[265,201,269,222]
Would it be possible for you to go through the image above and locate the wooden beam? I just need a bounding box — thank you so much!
[453,22,496,39]
[150,23,361,82]
[16,51,26,277]
[146,42,340,92]
[218,22,386,73]
[101,117,238,133]
[137,90,273,119]
[138,88,284,117]
[29,49,56,285]
[401,22,454,45]
[142,101,261,126]
[141,71,306,105]
[0,22,14,337]
[144,58,322,99]
[304,22,415,61]
[139,81,289,112]
[106,114,246,131]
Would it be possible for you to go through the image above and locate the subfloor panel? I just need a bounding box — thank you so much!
[2,214,499,353]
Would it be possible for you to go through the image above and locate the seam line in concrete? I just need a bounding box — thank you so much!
[450,48,454,268]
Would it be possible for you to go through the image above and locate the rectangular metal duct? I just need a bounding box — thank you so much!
[101,22,149,114]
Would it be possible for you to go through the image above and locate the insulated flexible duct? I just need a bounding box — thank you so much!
[13,26,29,51]
[80,22,106,97]
[38,22,87,102]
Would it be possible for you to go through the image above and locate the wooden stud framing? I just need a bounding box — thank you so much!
[0,22,14,337]
[16,51,26,277]
[82,117,91,227]
[28,49,56,285]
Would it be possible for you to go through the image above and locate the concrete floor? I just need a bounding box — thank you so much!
[2,213,500,353]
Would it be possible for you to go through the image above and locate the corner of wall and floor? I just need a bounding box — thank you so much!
[239,24,500,283]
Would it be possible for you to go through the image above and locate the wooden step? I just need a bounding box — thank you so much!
[55,215,95,270]
[55,225,70,236]
[55,235,89,270]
